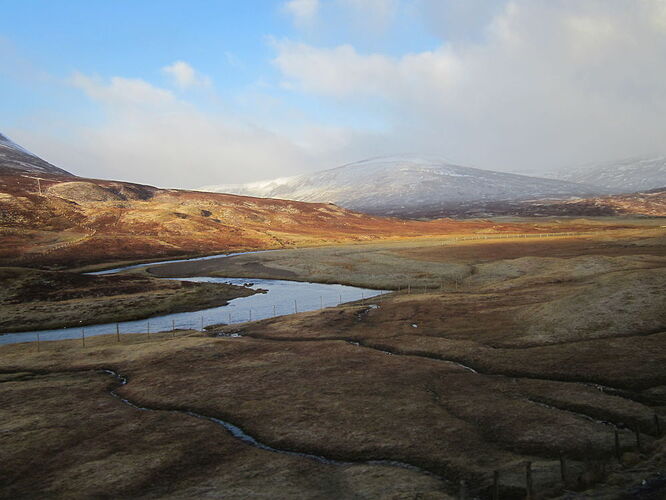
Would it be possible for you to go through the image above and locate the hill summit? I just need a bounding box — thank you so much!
[201,155,600,217]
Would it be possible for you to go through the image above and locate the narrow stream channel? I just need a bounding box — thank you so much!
[0,251,387,344]
[100,368,444,480]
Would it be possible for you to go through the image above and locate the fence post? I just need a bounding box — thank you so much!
[294,300,298,313]
[228,312,232,324]
[614,429,621,462]
[116,323,120,342]
[493,470,499,500]
[201,315,204,331]
[81,328,85,348]
[339,293,342,305]
[525,461,533,500]
[320,296,323,309]
[458,480,468,500]
[559,454,566,484]
[635,429,642,451]
[273,305,277,316]
[655,414,662,436]
[172,320,175,338]
[249,309,252,321]
[36,332,40,352]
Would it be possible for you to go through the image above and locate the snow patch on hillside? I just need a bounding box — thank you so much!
[0,132,72,176]
[200,155,601,216]
[548,156,666,193]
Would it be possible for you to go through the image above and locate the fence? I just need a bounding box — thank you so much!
[26,290,390,349]
[443,231,594,245]
[458,419,663,499]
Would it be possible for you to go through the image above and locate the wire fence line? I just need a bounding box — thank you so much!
[457,418,663,499]
[443,231,594,245]
[15,289,390,347]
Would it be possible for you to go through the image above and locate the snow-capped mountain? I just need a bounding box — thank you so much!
[200,156,601,217]
[548,156,666,193]
[0,133,72,176]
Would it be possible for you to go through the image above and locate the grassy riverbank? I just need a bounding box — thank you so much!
[0,267,256,333]
[150,224,665,290]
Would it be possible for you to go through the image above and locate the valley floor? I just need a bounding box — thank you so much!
[1,223,665,499]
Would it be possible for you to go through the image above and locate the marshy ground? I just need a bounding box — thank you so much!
[1,221,665,499]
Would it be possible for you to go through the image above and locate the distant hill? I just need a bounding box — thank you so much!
[0,133,72,176]
[549,156,666,193]
[448,187,666,218]
[201,156,601,218]
[0,150,537,268]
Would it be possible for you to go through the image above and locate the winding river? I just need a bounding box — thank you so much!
[1,251,387,345]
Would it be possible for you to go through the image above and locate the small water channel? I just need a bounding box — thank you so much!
[1,251,386,344]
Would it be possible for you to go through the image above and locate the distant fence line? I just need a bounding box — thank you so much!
[445,231,593,243]
[24,290,387,349]
[20,230,97,258]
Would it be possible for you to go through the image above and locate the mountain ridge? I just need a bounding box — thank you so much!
[201,155,603,217]
[0,133,72,176]
[546,156,666,193]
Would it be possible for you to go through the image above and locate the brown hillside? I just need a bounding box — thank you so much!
[0,171,635,268]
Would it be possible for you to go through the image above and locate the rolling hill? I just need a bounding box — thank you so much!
[0,135,548,268]
[548,156,666,193]
[201,156,602,218]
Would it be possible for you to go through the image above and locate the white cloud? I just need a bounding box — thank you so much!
[273,0,666,171]
[337,0,398,31]
[283,0,319,27]
[71,72,175,107]
[38,72,322,187]
[415,0,505,41]
[162,60,211,89]
[273,41,460,100]
[10,0,666,189]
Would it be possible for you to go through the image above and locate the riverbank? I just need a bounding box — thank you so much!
[150,226,666,290]
[0,267,256,333]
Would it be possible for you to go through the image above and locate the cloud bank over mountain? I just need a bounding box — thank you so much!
[4,0,666,188]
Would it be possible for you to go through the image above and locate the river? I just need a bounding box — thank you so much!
[1,251,386,344]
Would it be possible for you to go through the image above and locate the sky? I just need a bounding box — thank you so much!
[2,0,666,188]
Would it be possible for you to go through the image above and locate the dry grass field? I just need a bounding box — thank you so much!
[2,226,665,498]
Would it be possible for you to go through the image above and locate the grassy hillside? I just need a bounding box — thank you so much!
[0,170,582,269]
